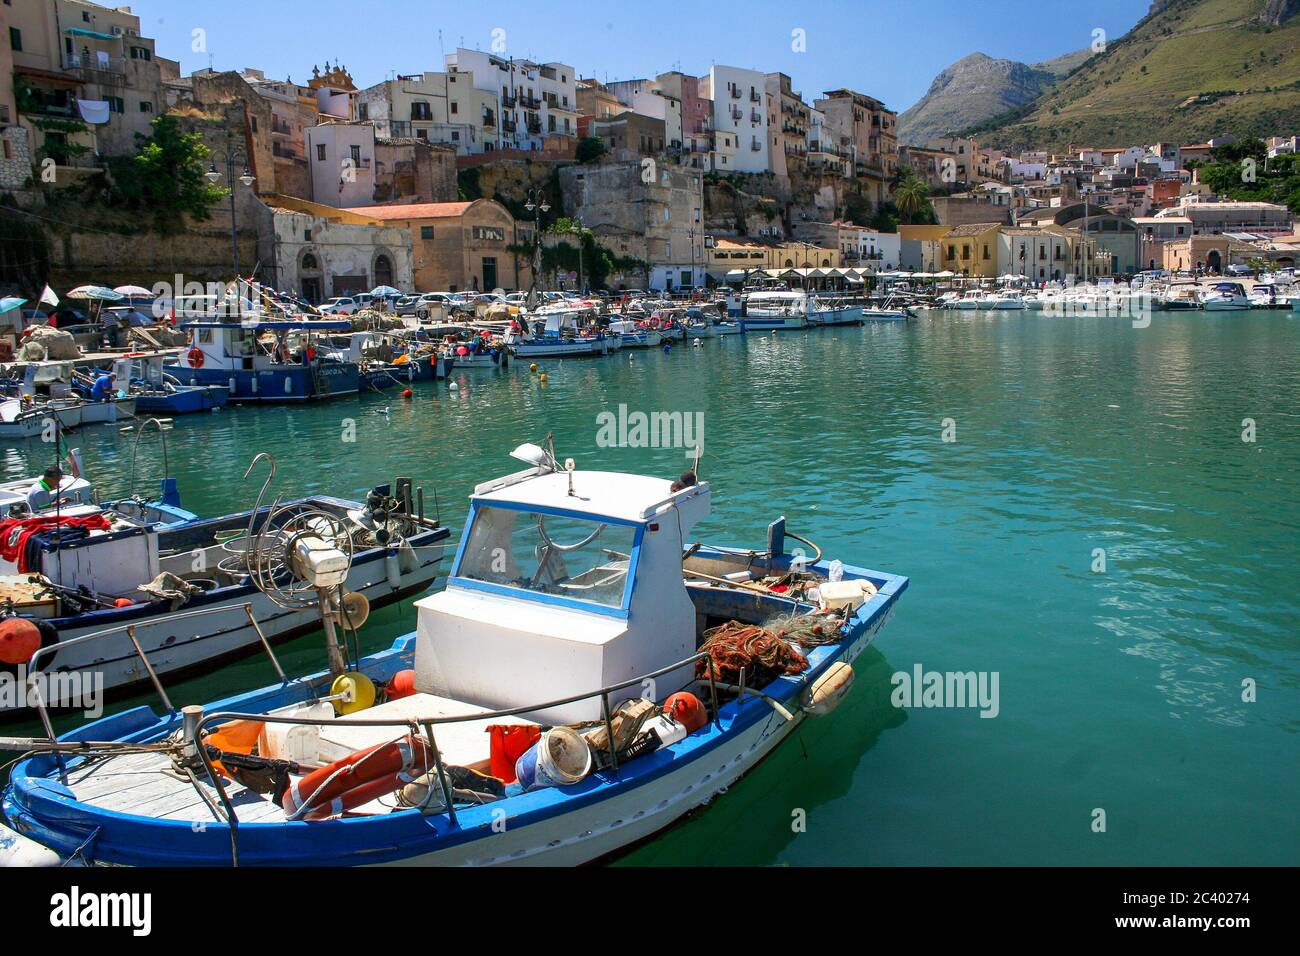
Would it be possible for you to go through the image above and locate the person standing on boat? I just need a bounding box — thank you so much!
[26,467,68,512]
[90,371,117,402]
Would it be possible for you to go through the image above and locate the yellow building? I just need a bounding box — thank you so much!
[939,223,1004,278]
[706,237,839,279]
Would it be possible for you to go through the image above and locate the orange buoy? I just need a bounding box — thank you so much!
[401,388,413,399]
[387,669,417,700]
[113,598,134,608]
[186,347,205,368]
[662,692,707,732]
[0,618,42,665]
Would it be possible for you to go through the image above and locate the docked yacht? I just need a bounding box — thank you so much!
[737,291,811,330]
[1201,282,1251,312]
[0,445,907,866]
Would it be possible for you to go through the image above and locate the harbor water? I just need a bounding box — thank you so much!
[4,310,1297,865]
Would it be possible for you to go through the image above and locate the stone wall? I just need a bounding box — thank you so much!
[45,220,259,289]
[0,126,32,190]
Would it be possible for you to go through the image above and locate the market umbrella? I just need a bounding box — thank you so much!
[65,285,125,302]
[0,296,27,312]
[369,285,402,298]
[113,285,155,299]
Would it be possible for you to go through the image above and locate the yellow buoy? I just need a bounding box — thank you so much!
[529,363,538,373]
[539,372,548,384]
[330,672,376,715]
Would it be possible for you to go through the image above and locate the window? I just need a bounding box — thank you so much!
[139,101,154,113]
[411,102,432,121]
[455,505,638,611]
[357,103,369,120]
[420,226,434,240]
[129,46,151,60]
[9,27,20,52]
[350,145,361,165]
[982,244,990,260]
[317,144,327,161]
[107,96,125,113]
[304,230,313,242]
[302,252,318,270]
[251,116,257,132]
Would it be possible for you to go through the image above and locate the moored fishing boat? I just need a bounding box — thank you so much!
[0,442,907,866]
[738,291,810,330]
[167,319,360,402]
[0,457,449,715]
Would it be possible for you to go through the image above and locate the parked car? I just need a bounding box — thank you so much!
[412,292,469,319]
[320,296,360,316]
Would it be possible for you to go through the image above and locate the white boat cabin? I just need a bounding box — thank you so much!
[413,467,710,724]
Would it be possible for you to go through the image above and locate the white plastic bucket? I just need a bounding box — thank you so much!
[515,727,593,791]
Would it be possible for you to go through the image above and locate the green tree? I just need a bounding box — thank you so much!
[575,136,607,164]
[894,170,932,223]
[113,115,227,225]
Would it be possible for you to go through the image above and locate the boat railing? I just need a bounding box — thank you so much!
[189,649,724,856]
[26,602,286,744]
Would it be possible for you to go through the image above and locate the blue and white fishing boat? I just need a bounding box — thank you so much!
[507,313,612,358]
[0,443,906,866]
[0,458,448,715]
[605,319,663,348]
[166,320,360,402]
[806,296,864,326]
[736,291,810,330]
[124,355,229,415]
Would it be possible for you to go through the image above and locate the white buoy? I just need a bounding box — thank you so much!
[693,338,702,347]
[449,381,459,390]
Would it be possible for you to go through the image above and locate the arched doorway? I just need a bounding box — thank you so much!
[1207,250,1222,273]
[373,253,393,289]
[299,251,323,304]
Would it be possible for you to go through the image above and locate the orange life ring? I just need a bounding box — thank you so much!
[281,733,432,821]
[186,347,205,368]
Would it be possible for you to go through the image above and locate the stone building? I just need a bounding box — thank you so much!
[814,88,898,210]
[560,159,705,290]
[341,198,533,293]
[256,195,414,302]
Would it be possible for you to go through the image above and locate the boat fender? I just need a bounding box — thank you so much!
[0,822,63,867]
[282,733,433,821]
[386,669,417,701]
[330,671,376,715]
[339,590,370,629]
[385,550,401,589]
[662,692,707,732]
[801,662,854,717]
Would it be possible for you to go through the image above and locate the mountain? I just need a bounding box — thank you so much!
[970,0,1300,151]
[897,52,1081,146]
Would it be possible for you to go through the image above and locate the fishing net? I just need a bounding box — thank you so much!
[763,612,848,649]
[696,621,809,687]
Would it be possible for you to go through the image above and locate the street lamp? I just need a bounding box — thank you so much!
[206,145,256,316]
[524,187,550,302]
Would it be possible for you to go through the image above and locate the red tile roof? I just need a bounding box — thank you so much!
[340,201,475,220]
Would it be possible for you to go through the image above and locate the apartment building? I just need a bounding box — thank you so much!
[7,0,166,174]
[355,71,498,155]
[765,72,809,179]
[699,65,768,174]
[814,88,897,207]
[443,48,578,150]
[307,122,376,207]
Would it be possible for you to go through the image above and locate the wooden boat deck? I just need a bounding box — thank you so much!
[63,749,288,823]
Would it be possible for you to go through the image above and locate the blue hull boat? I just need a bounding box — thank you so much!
[0,452,906,867]
[134,385,230,415]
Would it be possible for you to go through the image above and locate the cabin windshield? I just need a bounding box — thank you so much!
[455,505,637,610]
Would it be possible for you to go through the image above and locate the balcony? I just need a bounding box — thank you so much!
[518,95,541,110]
[750,111,761,123]
[750,142,761,151]
[501,94,516,108]
[730,108,742,121]
[729,88,741,99]
[749,90,761,103]
[503,118,517,133]
[61,53,130,88]
[527,120,542,134]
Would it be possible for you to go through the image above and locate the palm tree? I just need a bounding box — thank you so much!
[894,173,931,224]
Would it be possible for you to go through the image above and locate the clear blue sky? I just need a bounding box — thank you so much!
[128,0,1148,113]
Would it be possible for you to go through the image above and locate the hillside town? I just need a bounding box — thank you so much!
[1,0,1297,303]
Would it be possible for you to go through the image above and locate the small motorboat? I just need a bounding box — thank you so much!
[1201,282,1251,312]
[0,443,907,866]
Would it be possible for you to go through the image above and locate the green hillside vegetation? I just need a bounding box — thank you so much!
[972,0,1300,151]
[1188,138,1300,212]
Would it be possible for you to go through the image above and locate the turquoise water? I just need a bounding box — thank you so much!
[5,311,1298,865]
